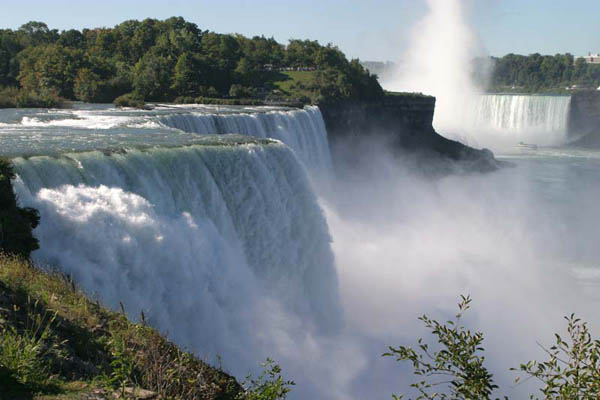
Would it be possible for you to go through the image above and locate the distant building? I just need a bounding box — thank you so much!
[580,53,600,64]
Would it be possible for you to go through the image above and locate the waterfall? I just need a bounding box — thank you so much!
[158,106,333,173]
[12,138,341,374]
[465,94,572,147]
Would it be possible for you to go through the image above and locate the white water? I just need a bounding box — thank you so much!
[385,0,484,134]
[384,0,572,151]
[5,95,600,399]
[157,106,333,173]
[462,94,572,148]
[12,140,340,386]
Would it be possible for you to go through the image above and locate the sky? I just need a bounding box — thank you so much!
[1,0,599,61]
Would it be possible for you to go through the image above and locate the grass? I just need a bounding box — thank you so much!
[0,254,241,399]
[384,90,434,99]
[268,71,317,101]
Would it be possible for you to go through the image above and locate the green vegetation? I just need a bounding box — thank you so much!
[0,86,68,108]
[488,53,600,93]
[0,254,242,399]
[238,359,295,400]
[0,19,383,108]
[113,92,146,109]
[384,90,434,99]
[384,296,498,399]
[386,296,600,399]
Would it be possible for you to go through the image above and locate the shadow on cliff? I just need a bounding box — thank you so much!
[319,97,509,176]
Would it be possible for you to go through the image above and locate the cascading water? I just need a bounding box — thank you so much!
[157,106,333,173]
[12,137,340,376]
[464,94,572,147]
[0,103,342,393]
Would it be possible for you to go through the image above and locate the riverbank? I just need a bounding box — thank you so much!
[0,254,241,400]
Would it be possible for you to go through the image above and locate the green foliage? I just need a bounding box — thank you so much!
[0,298,58,390]
[0,86,68,108]
[0,18,383,106]
[489,53,600,92]
[133,50,174,100]
[384,295,498,400]
[238,358,295,400]
[104,331,136,395]
[0,254,242,399]
[113,92,146,109]
[514,314,600,399]
[386,297,600,400]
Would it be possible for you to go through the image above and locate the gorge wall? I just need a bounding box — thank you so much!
[319,94,500,173]
[568,91,600,146]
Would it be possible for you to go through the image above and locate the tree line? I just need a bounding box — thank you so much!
[488,53,600,92]
[0,18,383,107]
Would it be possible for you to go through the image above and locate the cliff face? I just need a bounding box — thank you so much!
[319,95,500,173]
[568,91,600,146]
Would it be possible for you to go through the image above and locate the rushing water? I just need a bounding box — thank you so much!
[2,103,600,399]
[465,94,572,147]
[0,104,332,172]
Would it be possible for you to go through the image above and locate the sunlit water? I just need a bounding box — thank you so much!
[1,104,600,399]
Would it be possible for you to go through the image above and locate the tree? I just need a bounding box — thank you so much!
[18,44,81,98]
[74,68,102,102]
[133,51,173,100]
[172,52,203,97]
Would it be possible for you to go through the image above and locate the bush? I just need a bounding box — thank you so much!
[384,295,497,399]
[0,87,18,108]
[237,358,295,400]
[514,314,600,399]
[174,96,195,104]
[113,92,146,109]
[386,296,600,399]
[0,86,68,109]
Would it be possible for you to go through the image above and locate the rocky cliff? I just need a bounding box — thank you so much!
[568,91,600,146]
[319,94,500,173]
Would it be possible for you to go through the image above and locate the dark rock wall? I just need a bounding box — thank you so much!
[318,95,500,173]
[568,91,600,145]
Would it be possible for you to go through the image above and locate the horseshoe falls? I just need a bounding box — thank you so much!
[460,94,572,148]
[2,105,341,391]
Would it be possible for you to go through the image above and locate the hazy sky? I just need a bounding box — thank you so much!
[1,0,599,60]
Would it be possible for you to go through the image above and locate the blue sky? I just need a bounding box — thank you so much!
[1,0,599,60]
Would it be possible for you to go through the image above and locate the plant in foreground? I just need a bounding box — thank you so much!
[384,295,498,399]
[514,314,600,399]
[238,358,295,400]
[385,296,600,400]
[0,298,59,390]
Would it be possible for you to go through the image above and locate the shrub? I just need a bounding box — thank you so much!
[384,295,498,399]
[514,314,600,399]
[386,296,600,400]
[113,92,146,109]
[174,96,195,104]
[0,86,69,109]
[238,358,295,400]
